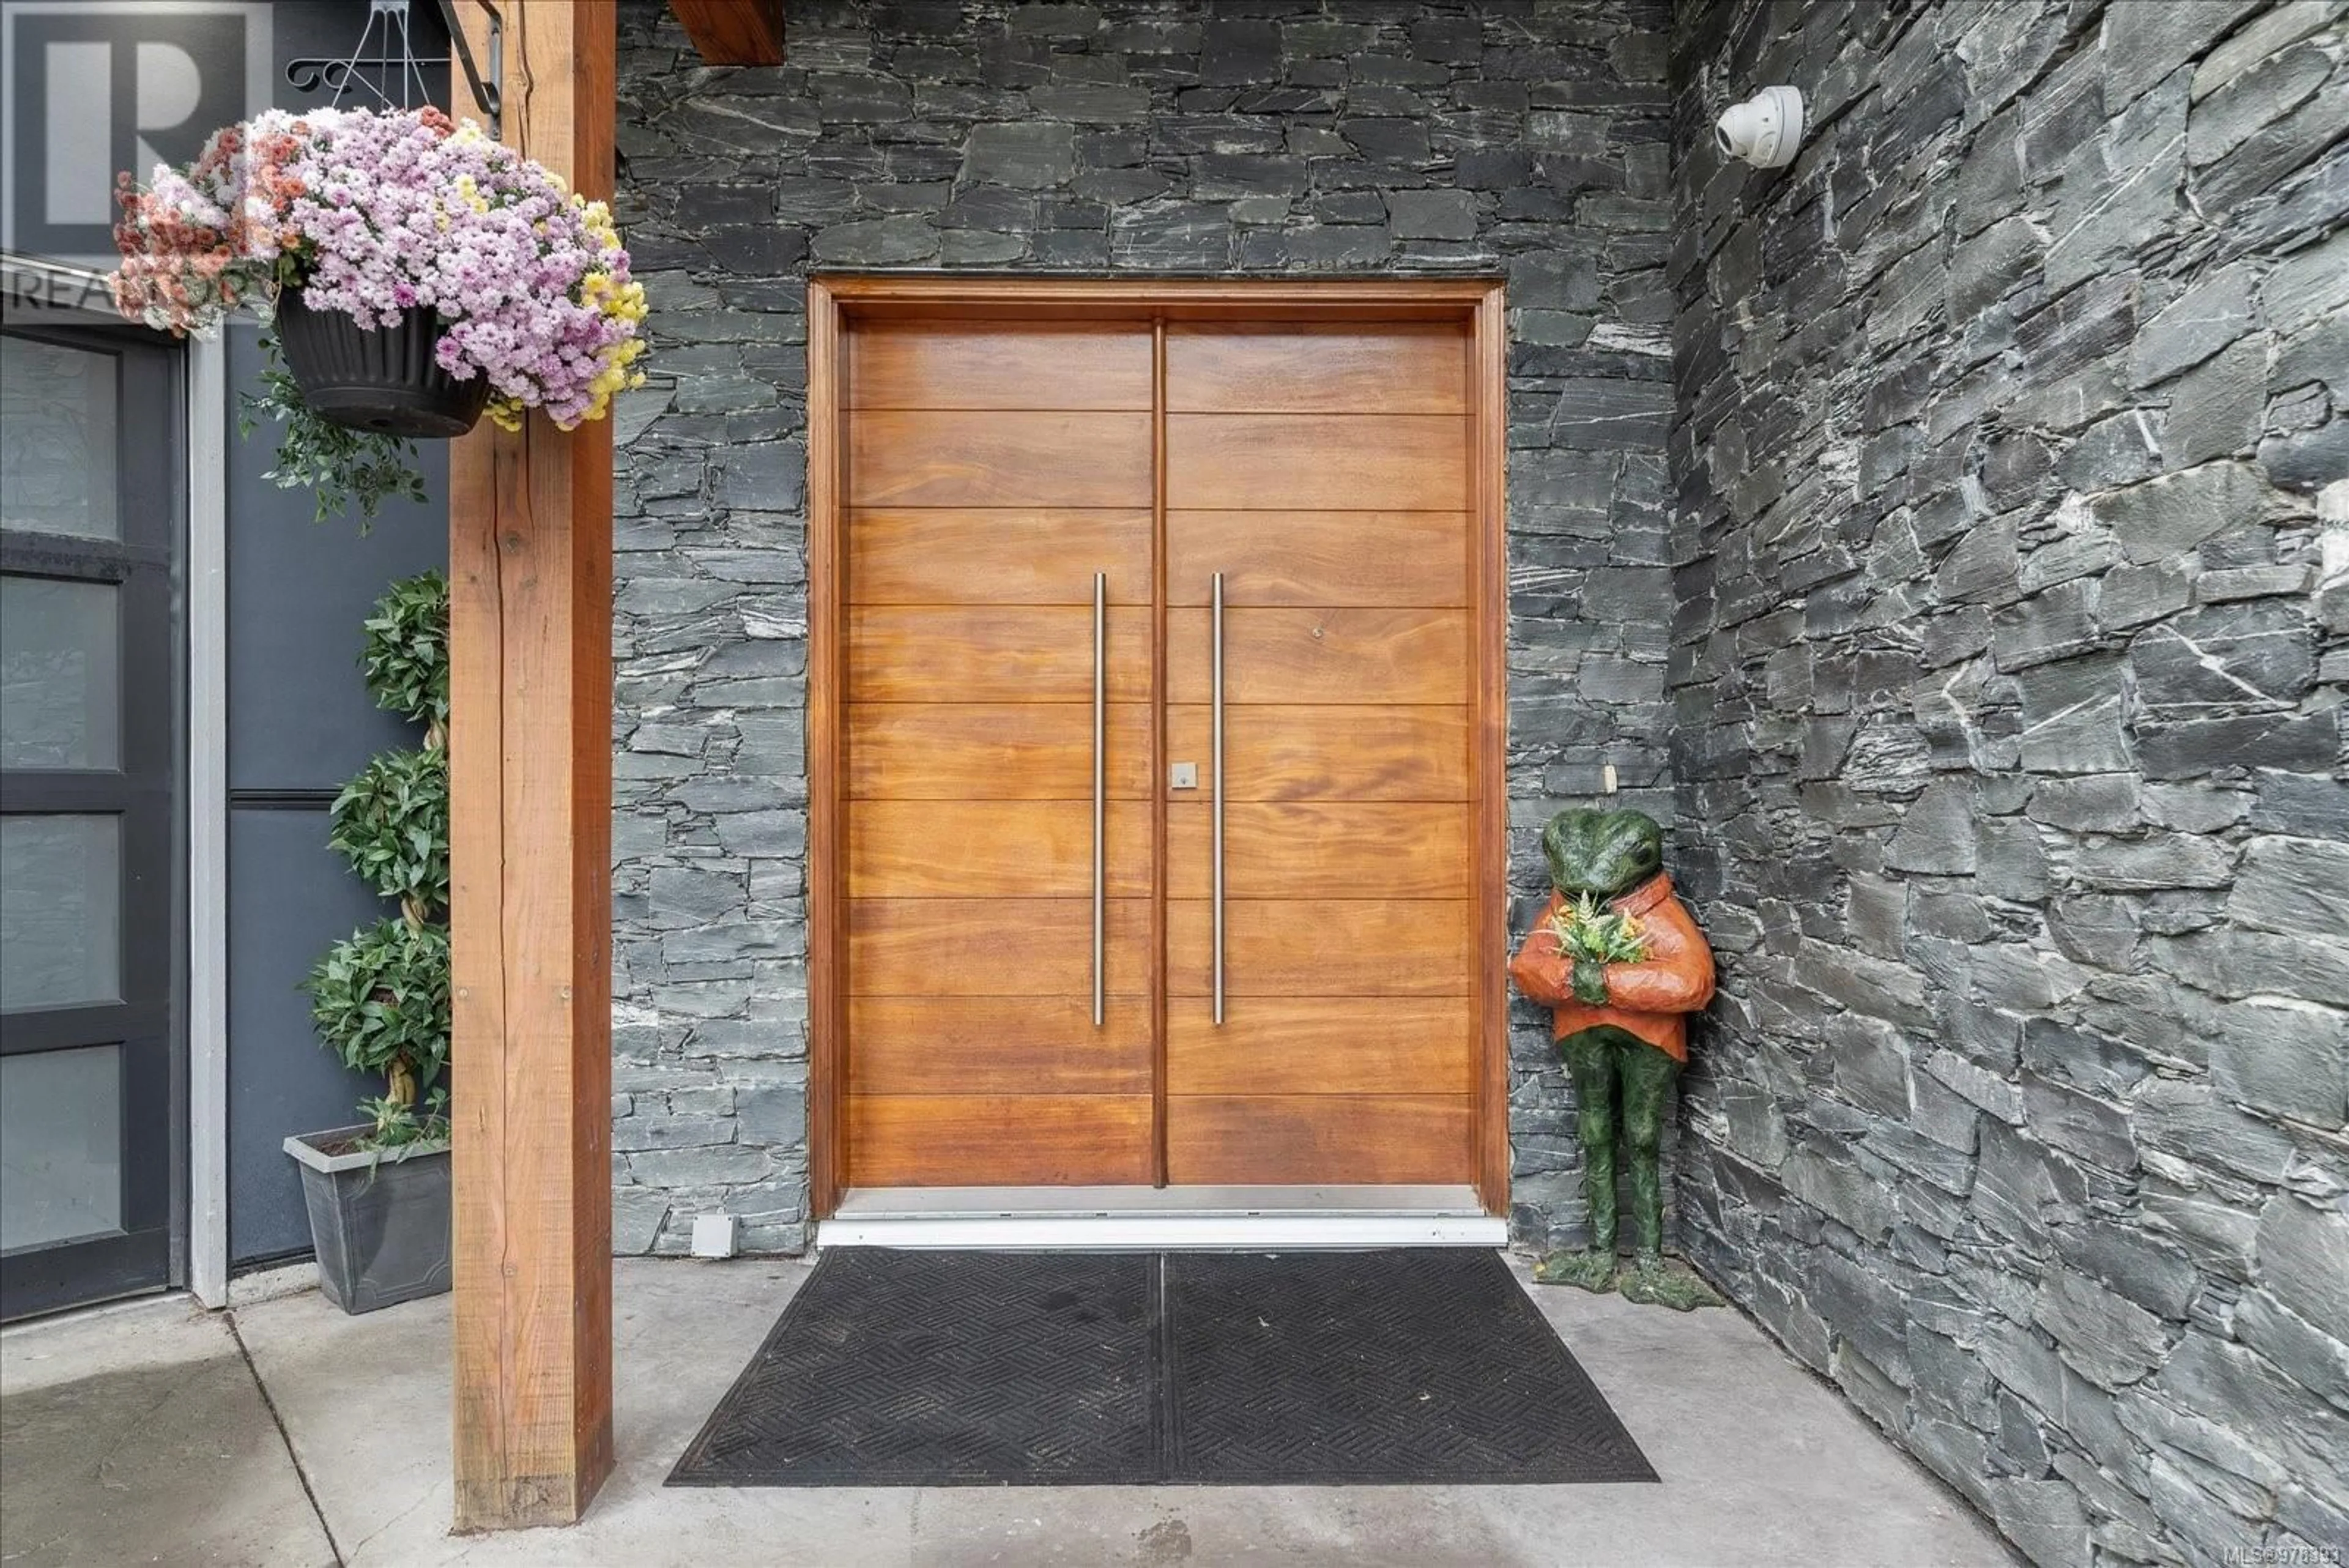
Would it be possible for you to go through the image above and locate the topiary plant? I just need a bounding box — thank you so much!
[305,916,450,1117]
[303,571,451,1148]
[327,747,449,923]
[360,569,450,746]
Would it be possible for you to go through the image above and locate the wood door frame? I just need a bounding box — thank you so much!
[805,275,1511,1219]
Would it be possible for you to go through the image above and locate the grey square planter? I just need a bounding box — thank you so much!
[284,1126,451,1313]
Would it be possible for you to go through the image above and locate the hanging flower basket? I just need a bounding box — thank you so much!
[109,106,647,524]
[275,291,491,438]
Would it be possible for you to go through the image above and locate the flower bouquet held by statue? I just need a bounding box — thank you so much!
[1548,892,1653,964]
[111,106,648,524]
[1509,808,1723,1311]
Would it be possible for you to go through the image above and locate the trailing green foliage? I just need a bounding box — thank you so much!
[360,570,450,735]
[303,916,451,1103]
[358,1087,450,1151]
[239,339,426,527]
[328,746,449,916]
[306,573,453,1150]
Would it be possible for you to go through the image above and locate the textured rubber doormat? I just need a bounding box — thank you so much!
[669,1248,1655,1487]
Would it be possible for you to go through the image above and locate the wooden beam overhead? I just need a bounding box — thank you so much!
[670,0,785,64]
[448,0,618,1534]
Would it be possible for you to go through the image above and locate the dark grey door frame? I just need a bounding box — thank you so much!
[0,321,186,1320]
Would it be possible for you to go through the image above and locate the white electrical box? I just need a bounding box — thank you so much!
[690,1214,739,1259]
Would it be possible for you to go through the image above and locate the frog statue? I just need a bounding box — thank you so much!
[1508,808,1722,1310]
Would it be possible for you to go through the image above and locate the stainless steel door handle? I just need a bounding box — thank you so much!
[1093,570,1106,1028]
[1211,571,1225,1026]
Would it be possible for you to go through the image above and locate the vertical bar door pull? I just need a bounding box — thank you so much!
[1211,571,1225,1025]
[1093,570,1107,1028]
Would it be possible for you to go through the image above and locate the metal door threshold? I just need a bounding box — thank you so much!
[819,1185,1508,1249]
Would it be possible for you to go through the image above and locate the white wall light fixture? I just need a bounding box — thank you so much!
[1716,86,1807,169]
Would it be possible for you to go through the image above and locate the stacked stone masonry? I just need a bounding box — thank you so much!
[602,1,2347,1561]
[1668,2,2348,1566]
[607,0,1679,1260]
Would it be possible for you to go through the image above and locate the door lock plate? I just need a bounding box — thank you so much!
[1169,762,1198,790]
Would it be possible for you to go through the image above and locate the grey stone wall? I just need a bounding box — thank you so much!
[1668,1,2348,1564]
[604,0,1676,1257]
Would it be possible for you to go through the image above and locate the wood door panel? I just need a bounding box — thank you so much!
[1165,511,1469,607]
[1165,704,1471,800]
[1165,998,1474,1096]
[848,509,1153,605]
[848,703,1152,800]
[850,801,1151,897]
[1163,414,1470,510]
[848,1094,1156,1186]
[850,996,1152,1095]
[1165,1095,1474,1184]
[849,411,1154,507]
[848,324,1154,411]
[850,897,1150,996]
[1166,803,1471,900]
[1165,609,1469,705]
[1163,324,1471,414]
[830,300,1498,1197]
[848,608,1151,703]
[1167,899,1472,997]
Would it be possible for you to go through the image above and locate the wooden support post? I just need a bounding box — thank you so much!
[448,0,617,1533]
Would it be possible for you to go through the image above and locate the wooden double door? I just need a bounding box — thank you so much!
[830,294,1497,1195]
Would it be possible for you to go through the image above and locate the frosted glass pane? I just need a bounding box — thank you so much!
[0,1046,124,1249]
[0,815,121,1009]
[1,574,121,769]
[1,336,119,540]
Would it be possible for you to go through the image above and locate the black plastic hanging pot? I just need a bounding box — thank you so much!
[274,290,490,439]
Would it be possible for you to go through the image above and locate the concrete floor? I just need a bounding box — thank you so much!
[0,1293,335,1567]
[1,1255,2015,1567]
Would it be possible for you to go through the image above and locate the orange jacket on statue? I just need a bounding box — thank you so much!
[1508,873,1716,1063]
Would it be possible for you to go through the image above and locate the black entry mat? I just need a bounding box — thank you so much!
[669,1249,1654,1487]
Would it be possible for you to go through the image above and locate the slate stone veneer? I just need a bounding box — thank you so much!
[606,0,1677,1258]
[1666,1,2348,1563]
[606,1,2345,1559]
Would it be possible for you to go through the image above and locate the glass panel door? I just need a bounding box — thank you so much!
[0,326,180,1320]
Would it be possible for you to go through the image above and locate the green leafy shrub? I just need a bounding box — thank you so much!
[328,746,448,920]
[303,571,451,1148]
